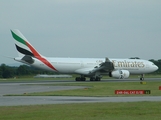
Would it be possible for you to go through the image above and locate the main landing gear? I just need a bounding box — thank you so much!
[90,76,101,81]
[140,74,144,81]
[75,76,101,81]
[75,77,86,81]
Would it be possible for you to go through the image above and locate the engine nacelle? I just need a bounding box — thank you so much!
[109,70,130,79]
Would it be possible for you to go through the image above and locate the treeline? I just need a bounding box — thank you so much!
[0,59,161,78]
[0,64,55,78]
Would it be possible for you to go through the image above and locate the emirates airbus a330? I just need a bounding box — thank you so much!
[10,29,158,81]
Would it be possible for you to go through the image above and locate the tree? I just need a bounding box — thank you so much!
[0,64,14,78]
[16,65,30,75]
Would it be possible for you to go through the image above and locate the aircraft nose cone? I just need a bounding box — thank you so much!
[155,65,159,71]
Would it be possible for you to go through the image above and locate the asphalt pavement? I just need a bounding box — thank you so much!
[0,78,161,106]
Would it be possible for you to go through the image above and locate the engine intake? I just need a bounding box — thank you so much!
[109,70,130,79]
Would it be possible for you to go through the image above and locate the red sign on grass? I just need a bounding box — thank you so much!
[115,90,150,95]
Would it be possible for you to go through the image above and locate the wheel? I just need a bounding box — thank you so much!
[76,77,86,81]
[75,77,80,81]
[140,77,144,81]
[81,77,86,81]
[140,74,144,81]
[90,77,94,81]
[96,77,101,81]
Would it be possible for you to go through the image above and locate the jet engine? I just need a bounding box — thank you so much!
[109,70,130,79]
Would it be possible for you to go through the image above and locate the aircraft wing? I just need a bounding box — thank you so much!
[75,58,114,75]
[89,57,114,74]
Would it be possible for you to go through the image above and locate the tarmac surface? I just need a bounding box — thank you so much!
[0,78,161,106]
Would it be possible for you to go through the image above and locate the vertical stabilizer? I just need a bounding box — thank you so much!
[11,29,41,57]
[11,29,58,71]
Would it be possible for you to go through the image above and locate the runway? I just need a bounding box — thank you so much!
[1,96,161,106]
[0,78,161,106]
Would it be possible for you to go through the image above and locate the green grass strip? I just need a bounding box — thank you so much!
[0,102,161,120]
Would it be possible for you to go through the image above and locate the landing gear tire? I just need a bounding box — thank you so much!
[90,77,101,81]
[75,77,80,81]
[90,77,95,81]
[95,77,101,81]
[81,77,86,81]
[140,74,144,81]
[140,77,144,81]
[75,77,86,81]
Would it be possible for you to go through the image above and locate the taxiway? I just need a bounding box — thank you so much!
[0,78,161,106]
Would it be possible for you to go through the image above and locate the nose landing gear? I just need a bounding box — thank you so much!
[140,74,144,81]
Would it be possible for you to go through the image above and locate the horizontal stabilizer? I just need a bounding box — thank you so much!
[14,55,34,65]
[21,55,34,64]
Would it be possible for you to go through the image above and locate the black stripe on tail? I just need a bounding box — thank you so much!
[15,44,34,57]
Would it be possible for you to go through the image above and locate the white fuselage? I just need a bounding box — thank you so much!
[29,57,158,75]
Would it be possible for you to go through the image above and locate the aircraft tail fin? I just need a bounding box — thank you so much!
[11,29,58,71]
[10,29,42,58]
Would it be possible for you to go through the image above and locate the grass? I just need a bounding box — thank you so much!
[1,76,161,120]
[0,102,161,120]
[5,81,161,96]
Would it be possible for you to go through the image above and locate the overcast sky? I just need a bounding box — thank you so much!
[1,0,161,65]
